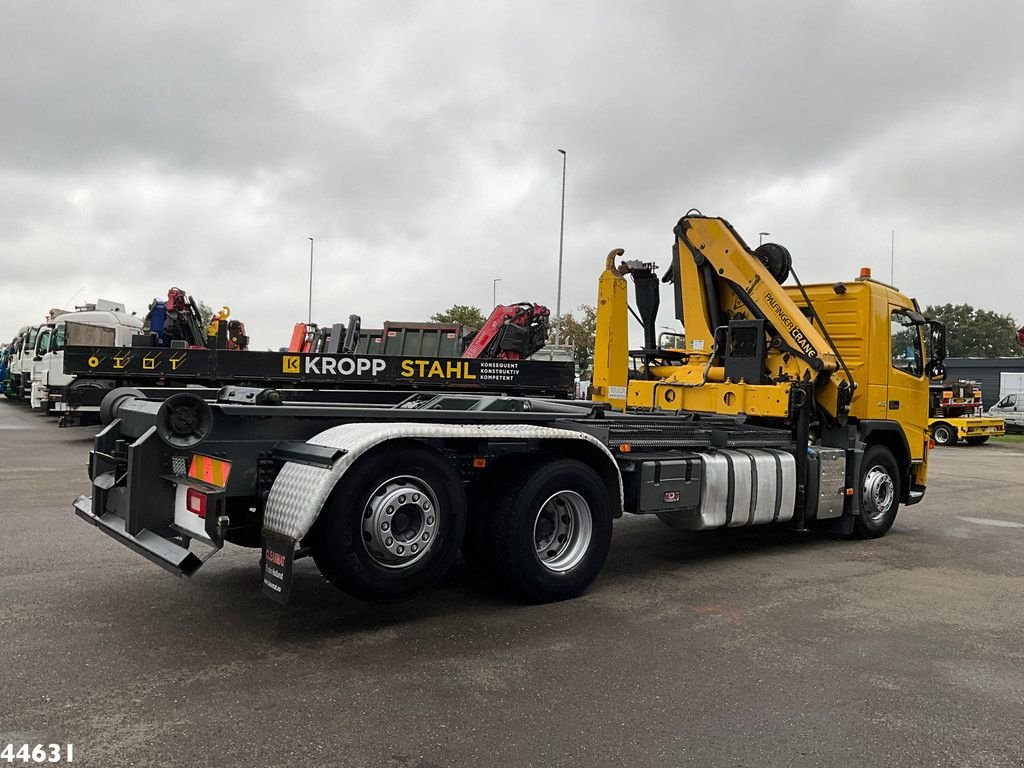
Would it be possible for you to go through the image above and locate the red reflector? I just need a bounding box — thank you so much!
[186,487,208,519]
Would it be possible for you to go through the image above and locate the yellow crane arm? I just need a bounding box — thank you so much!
[592,213,854,423]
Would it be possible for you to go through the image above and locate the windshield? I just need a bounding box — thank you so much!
[24,327,39,353]
[36,329,52,354]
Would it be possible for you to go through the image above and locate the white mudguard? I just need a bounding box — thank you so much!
[263,421,622,542]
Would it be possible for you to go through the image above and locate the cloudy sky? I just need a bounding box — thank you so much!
[2,0,1021,348]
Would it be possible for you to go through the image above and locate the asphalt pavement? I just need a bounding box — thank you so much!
[1,399,1022,767]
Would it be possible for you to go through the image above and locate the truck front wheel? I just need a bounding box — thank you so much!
[853,444,901,539]
[312,446,466,602]
[487,459,613,602]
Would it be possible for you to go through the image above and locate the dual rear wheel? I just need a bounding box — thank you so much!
[313,448,613,603]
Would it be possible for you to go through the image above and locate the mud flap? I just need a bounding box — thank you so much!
[261,532,295,604]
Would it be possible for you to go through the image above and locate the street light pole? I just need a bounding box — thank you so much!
[492,277,502,308]
[555,149,567,345]
[308,237,314,324]
[759,231,770,246]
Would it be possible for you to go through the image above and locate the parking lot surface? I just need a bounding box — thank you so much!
[1,400,1023,767]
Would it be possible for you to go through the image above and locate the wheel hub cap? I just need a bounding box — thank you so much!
[533,490,593,573]
[362,476,439,569]
[863,465,894,522]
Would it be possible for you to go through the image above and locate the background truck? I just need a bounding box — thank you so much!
[73,212,944,607]
[7,324,39,400]
[33,302,144,415]
[928,380,1005,445]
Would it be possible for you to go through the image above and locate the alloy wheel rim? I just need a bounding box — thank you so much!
[361,475,439,569]
[533,490,592,573]
[862,465,895,523]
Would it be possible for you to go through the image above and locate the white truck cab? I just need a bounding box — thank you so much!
[12,324,47,401]
[6,326,31,399]
[28,324,57,409]
[32,301,143,414]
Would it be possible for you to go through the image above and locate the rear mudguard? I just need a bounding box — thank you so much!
[263,422,622,542]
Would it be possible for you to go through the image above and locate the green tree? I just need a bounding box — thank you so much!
[924,303,1023,358]
[195,299,216,329]
[554,305,597,368]
[431,305,487,329]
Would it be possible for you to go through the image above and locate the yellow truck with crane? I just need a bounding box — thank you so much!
[73,211,944,606]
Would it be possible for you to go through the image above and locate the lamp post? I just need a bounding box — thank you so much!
[307,237,314,324]
[758,231,770,246]
[492,277,502,308]
[555,149,567,345]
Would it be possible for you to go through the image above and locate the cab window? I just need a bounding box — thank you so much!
[998,394,1017,408]
[53,326,66,352]
[890,310,923,377]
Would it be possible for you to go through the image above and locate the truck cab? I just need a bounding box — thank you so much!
[4,327,29,398]
[27,324,56,409]
[11,324,43,401]
[787,274,933,493]
[33,302,143,415]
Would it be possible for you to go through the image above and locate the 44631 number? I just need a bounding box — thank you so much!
[1,745,74,763]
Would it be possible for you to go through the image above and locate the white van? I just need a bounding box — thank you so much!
[988,372,1024,431]
[32,301,143,414]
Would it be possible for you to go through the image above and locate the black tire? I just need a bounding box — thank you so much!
[852,444,901,539]
[932,422,956,446]
[461,506,498,584]
[965,436,989,446]
[460,458,528,585]
[485,458,613,602]
[312,445,466,602]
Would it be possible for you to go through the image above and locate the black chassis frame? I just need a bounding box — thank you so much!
[80,386,798,567]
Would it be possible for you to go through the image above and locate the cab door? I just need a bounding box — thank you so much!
[887,308,928,459]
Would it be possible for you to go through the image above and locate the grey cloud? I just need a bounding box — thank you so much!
[2,0,1022,347]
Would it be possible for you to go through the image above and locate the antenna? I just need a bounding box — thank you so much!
[62,286,85,308]
[890,229,895,284]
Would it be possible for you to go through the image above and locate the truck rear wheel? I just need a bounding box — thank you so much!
[312,446,466,602]
[932,422,956,446]
[487,459,613,602]
[852,444,900,539]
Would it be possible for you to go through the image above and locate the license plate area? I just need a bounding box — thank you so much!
[169,476,227,543]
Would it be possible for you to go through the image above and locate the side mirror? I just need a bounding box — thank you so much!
[33,355,42,362]
[925,320,946,380]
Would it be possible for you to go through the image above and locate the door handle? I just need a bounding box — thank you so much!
[888,400,900,410]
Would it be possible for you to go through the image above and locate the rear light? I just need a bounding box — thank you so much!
[186,487,208,519]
